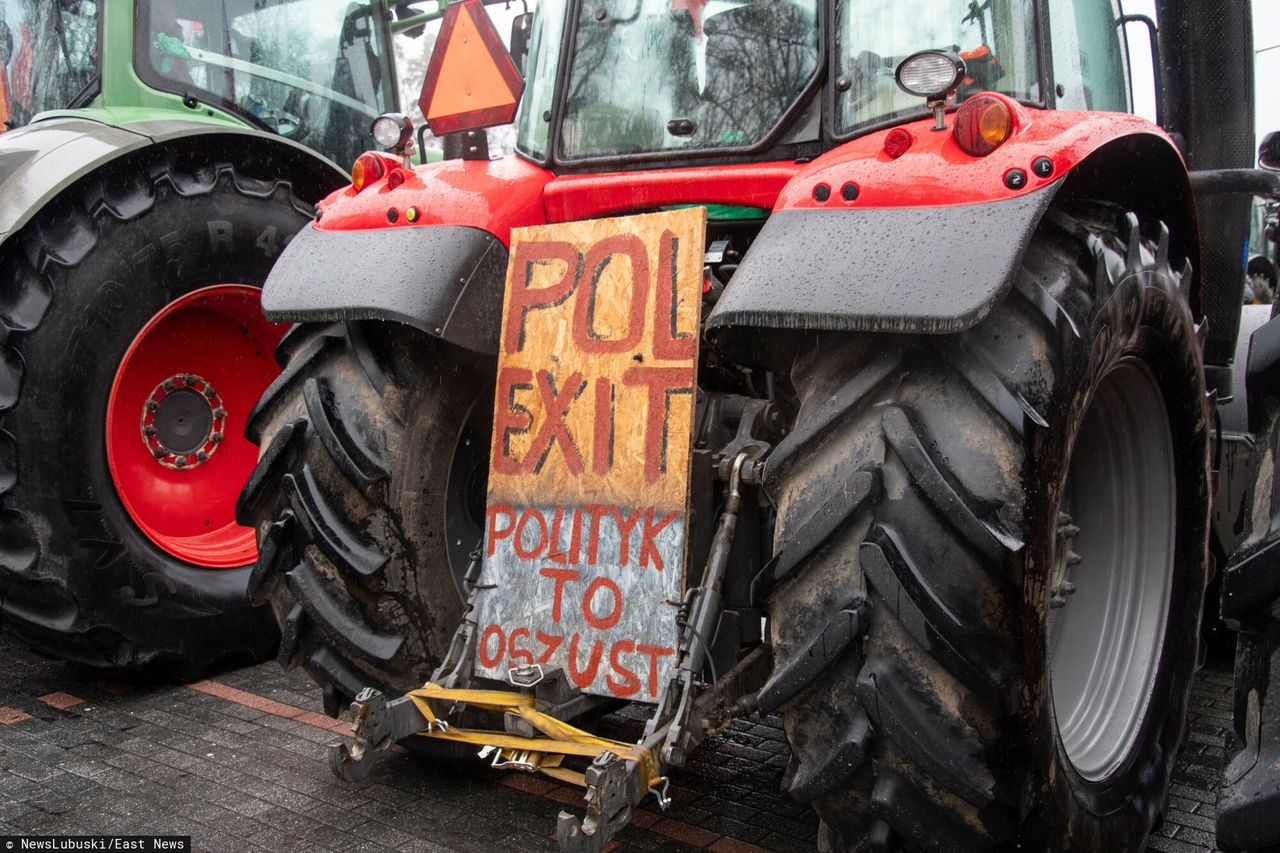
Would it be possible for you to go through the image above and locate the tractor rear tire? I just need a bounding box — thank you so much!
[764,207,1210,851]
[0,152,311,677]
[236,320,493,716]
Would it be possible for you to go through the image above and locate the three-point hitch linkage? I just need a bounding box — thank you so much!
[329,413,808,851]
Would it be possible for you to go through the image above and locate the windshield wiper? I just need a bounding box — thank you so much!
[153,34,378,118]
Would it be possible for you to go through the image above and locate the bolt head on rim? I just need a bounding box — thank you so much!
[141,373,226,469]
[106,285,286,568]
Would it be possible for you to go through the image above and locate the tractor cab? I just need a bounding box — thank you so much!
[509,0,1139,169]
[137,0,398,167]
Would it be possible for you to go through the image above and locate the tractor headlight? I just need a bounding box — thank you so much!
[371,113,414,153]
[895,50,966,101]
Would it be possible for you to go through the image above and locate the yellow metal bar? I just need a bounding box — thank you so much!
[403,682,661,789]
[541,766,587,787]
[512,706,621,750]
[418,729,620,759]
[410,684,537,707]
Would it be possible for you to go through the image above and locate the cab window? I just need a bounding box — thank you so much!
[0,0,100,130]
[137,0,396,166]
[1047,0,1129,112]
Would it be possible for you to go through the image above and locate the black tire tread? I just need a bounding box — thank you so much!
[0,152,310,676]
[766,206,1207,851]
[238,320,484,713]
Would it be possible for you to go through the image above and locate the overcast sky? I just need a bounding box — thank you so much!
[1255,4,1280,152]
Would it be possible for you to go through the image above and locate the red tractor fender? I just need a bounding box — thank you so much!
[264,156,807,352]
[776,100,1176,209]
[707,99,1200,341]
[262,156,554,353]
[310,154,553,244]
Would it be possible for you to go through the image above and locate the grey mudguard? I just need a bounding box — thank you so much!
[706,181,1060,335]
[260,223,508,355]
[0,119,150,243]
[0,117,345,244]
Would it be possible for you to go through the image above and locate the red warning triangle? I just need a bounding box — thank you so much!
[420,0,525,135]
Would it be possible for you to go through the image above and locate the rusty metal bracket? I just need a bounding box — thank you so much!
[327,687,430,782]
[327,453,771,851]
[556,753,645,853]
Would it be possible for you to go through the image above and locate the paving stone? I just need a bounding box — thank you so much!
[0,630,1239,852]
[37,692,85,710]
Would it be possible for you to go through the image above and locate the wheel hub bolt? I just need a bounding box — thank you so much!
[140,373,227,470]
[1050,513,1081,609]
[1050,579,1078,609]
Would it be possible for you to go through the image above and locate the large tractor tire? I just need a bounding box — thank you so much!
[763,207,1210,851]
[0,150,312,677]
[236,320,492,716]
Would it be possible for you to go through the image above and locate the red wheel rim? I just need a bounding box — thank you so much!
[106,285,286,568]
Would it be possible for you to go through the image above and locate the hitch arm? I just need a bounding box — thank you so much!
[556,754,649,853]
[328,687,435,782]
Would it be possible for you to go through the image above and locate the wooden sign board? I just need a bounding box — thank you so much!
[472,208,706,700]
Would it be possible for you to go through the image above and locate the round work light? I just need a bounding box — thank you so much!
[371,113,414,153]
[895,50,967,101]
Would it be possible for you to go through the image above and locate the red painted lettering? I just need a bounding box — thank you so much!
[547,506,569,564]
[539,567,580,623]
[567,507,584,564]
[609,506,644,566]
[485,504,517,556]
[479,624,506,668]
[606,640,641,698]
[584,504,612,565]
[622,366,695,484]
[573,234,650,354]
[653,230,695,360]
[536,630,564,664]
[514,507,548,559]
[503,240,581,354]
[639,509,679,572]
[581,576,623,630]
[491,367,534,474]
[567,632,604,688]
[508,627,534,665]
[525,369,587,475]
[592,378,616,475]
[635,643,675,698]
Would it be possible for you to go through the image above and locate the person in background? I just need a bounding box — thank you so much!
[1247,255,1277,305]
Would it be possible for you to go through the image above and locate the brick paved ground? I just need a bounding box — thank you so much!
[0,631,1237,852]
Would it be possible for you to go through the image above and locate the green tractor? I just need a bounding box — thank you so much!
[0,0,442,677]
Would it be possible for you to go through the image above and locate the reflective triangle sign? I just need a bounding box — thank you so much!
[419,0,525,135]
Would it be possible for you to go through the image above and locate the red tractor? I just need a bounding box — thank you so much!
[238,0,1280,849]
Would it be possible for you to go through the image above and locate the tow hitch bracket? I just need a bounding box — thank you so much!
[329,447,769,851]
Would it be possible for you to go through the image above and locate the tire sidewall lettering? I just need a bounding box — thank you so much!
[10,163,309,624]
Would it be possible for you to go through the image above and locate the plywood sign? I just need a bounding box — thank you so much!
[472,208,706,700]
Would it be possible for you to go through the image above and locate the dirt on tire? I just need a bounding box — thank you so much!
[237,320,493,716]
[763,206,1210,851]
